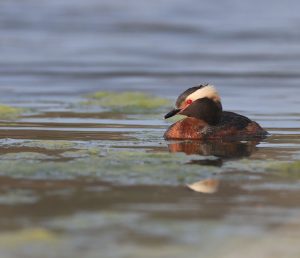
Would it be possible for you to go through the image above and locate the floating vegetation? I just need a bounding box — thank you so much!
[83,91,171,113]
[0,152,54,161]
[23,140,77,150]
[0,228,57,247]
[0,105,23,120]
[269,161,300,179]
[276,161,300,172]
[0,148,218,185]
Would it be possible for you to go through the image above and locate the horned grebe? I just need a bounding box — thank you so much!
[164,84,268,140]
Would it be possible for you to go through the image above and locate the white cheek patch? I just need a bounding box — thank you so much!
[187,85,220,103]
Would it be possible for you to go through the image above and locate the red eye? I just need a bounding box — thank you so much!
[186,99,193,105]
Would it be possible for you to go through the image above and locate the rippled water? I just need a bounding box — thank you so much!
[0,1,300,257]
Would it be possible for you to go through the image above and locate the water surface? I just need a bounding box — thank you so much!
[0,1,300,257]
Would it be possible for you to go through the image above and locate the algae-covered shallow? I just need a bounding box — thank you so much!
[0,88,300,258]
[0,86,300,258]
[2,0,300,257]
[0,105,24,120]
[83,91,171,113]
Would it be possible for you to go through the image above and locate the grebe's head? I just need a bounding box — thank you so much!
[164,84,222,125]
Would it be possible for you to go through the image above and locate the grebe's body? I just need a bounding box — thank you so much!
[164,84,268,140]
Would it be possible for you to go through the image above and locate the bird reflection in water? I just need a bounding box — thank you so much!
[167,140,261,194]
[167,140,259,165]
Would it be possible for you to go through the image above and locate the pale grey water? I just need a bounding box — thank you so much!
[1,0,300,95]
[0,1,300,258]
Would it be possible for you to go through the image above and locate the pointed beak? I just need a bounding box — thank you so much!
[164,108,181,119]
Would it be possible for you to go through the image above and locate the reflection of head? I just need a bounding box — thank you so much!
[187,178,220,194]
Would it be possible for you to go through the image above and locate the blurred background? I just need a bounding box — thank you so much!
[1,0,300,103]
[1,1,300,258]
